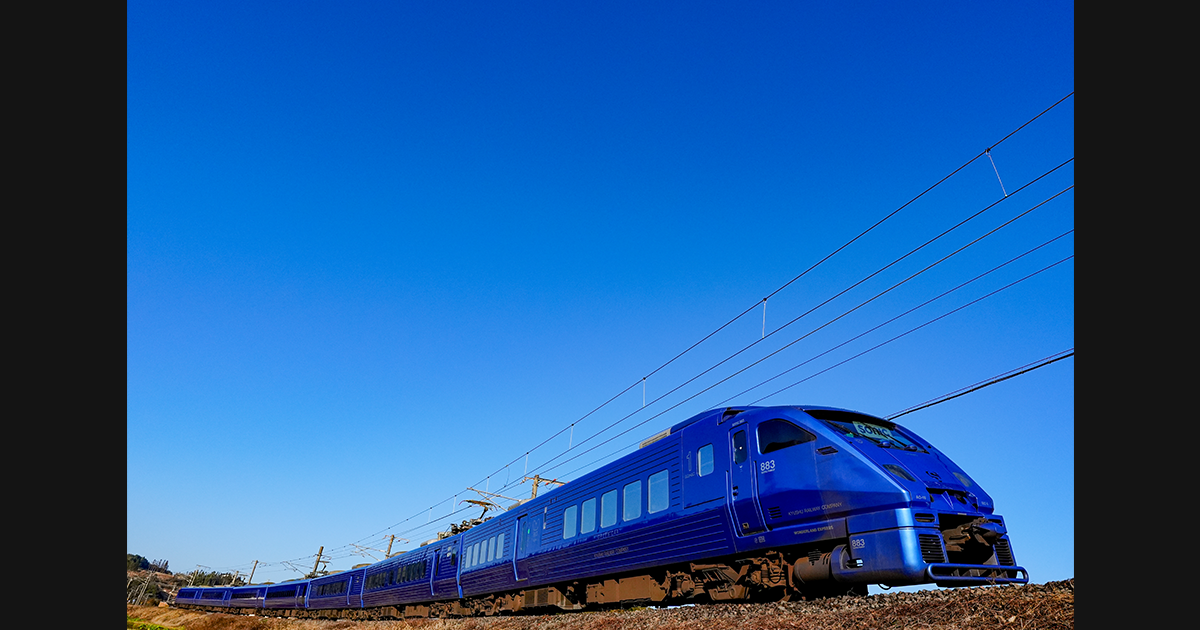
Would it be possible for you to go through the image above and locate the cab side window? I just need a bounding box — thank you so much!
[757,418,816,454]
[732,430,748,464]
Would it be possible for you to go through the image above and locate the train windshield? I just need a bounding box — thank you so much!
[816,414,926,452]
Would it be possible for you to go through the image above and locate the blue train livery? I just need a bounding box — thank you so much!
[174,405,1027,618]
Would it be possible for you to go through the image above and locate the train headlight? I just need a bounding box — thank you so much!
[883,464,917,482]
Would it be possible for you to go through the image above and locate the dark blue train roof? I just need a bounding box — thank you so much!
[667,404,877,435]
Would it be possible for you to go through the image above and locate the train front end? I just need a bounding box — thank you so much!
[791,406,1029,588]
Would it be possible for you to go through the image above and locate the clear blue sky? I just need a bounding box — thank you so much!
[128,1,1073,591]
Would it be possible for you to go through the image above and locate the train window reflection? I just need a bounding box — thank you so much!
[601,490,617,527]
[758,419,816,454]
[623,481,641,521]
[648,469,669,513]
[698,444,713,476]
[581,498,596,534]
[820,416,925,452]
[563,506,577,539]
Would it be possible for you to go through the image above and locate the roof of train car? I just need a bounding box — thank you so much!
[663,404,878,435]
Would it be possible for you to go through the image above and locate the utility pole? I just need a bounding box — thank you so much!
[384,536,410,558]
[307,546,327,579]
[522,475,565,499]
[247,560,258,584]
[189,565,208,587]
[131,573,154,604]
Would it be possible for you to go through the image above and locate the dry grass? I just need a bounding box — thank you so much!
[128,579,1073,630]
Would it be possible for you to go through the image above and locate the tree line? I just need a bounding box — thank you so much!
[128,553,248,587]
[127,553,171,574]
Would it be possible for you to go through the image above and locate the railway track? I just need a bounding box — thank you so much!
[171,548,1027,621]
[149,579,1075,629]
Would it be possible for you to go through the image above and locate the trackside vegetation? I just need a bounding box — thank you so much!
[127,617,182,630]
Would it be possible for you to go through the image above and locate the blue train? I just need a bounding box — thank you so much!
[174,405,1027,619]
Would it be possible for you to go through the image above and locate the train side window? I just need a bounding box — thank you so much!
[648,469,669,513]
[758,419,817,454]
[733,430,748,464]
[497,533,505,558]
[581,498,596,534]
[698,444,714,476]
[563,505,578,539]
[487,536,496,562]
[623,480,642,521]
[601,489,618,527]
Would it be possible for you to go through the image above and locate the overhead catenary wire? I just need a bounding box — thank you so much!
[524,251,1074,483]
[716,228,1074,407]
[398,91,1079,520]
[748,255,1074,405]
[233,218,1076,575]
[535,344,1076,490]
[214,91,1074,573]
[885,348,1075,420]
[356,156,1074,557]
[565,350,1074,486]
[504,170,1072,487]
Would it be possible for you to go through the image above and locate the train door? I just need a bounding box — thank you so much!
[752,416,823,529]
[432,542,460,599]
[514,513,540,581]
[681,423,726,508]
[349,572,364,609]
[729,425,766,535]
